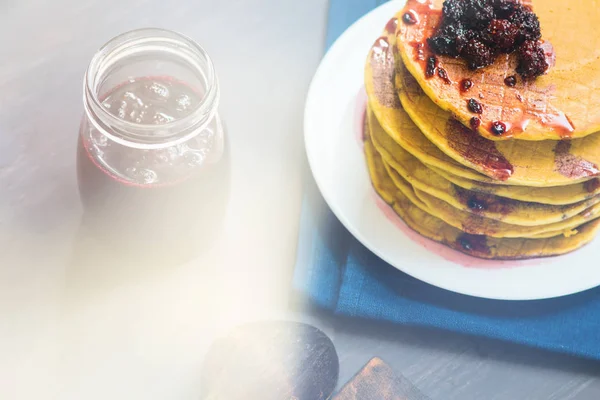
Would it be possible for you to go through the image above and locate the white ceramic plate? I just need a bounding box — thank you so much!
[304,0,600,300]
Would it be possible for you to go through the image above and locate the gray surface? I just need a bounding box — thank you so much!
[0,0,599,399]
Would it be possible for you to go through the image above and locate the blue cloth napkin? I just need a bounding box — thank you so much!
[293,0,600,360]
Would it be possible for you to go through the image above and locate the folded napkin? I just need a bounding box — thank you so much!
[294,0,600,361]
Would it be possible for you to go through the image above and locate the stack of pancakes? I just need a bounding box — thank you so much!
[364,0,600,259]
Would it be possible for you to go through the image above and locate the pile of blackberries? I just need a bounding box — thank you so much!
[427,0,548,78]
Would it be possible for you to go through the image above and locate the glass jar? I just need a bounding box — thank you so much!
[77,28,230,262]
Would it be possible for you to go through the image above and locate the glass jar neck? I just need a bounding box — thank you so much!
[83,28,219,150]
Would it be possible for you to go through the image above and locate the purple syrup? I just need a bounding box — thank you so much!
[372,194,540,269]
[354,87,368,146]
[77,77,230,259]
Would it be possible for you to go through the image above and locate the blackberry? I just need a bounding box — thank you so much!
[484,19,519,52]
[512,4,541,43]
[427,23,464,57]
[442,0,466,22]
[460,39,497,70]
[491,0,519,19]
[462,0,495,29]
[456,29,484,54]
[426,0,548,79]
[463,28,482,42]
[517,40,548,78]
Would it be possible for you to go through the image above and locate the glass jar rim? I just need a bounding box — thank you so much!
[83,28,219,150]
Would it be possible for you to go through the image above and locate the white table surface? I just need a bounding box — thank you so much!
[1,1,599,399]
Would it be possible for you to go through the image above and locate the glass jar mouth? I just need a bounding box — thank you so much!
[83,28,219,150]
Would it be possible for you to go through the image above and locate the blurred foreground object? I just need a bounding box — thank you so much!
[334,358,430,400]
[201,321,339,399]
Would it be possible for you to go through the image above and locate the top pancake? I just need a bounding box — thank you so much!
[396,0,600,141]
[398,60,600,186]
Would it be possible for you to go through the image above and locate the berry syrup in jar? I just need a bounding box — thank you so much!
[78,29,229,263]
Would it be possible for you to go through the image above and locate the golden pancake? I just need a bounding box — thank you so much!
[366,75,600,204]
[367,87,600,205]
[383,160,594,239]
[364,130,600,259]
[431,166,600,206]
[396,0,600,141]
[398,60,600,186]
[366,114,591,239]
[411,185,589,239]
[369,113,600,226]
[365,29,499,184]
